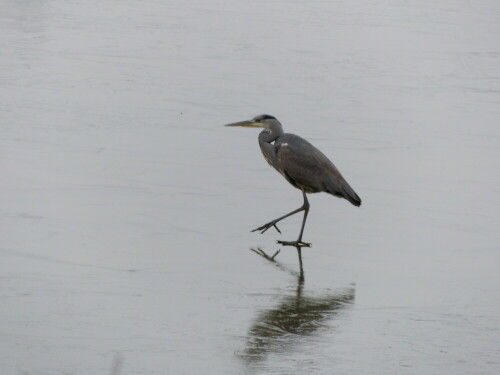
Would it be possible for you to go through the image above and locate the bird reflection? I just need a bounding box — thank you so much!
[240,248,355,364]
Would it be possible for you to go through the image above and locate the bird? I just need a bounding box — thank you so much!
[225,114,361,247]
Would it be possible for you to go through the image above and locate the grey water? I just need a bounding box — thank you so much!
[1,1,499,374]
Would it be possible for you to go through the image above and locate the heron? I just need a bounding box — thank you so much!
[225,114,361,247]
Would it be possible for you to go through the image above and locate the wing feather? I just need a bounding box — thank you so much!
[276,134,361,206]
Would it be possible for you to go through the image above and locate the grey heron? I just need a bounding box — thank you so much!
[225,114,361,247]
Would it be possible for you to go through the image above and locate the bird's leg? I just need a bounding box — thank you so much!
[277,192,311,247]
[251,191,308,235]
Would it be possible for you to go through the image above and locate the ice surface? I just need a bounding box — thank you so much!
[1,1,499,374]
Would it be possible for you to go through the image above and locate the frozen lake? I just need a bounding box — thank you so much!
[1,0,499,374]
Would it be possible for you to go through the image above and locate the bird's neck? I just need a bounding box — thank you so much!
[258,126,283,144]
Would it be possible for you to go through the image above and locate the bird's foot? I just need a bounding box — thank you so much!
[251,220,282,234]
[277,240,311,247]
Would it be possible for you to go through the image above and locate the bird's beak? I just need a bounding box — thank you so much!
[224,120,262,128]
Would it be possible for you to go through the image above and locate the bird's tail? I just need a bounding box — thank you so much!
[340,181,362,207]
[325,176,362,207]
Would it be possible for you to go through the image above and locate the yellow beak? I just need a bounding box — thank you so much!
[224,120,263,128]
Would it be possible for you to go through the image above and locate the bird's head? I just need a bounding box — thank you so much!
[224,114,281,131]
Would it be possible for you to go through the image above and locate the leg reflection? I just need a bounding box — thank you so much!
[251,243,307,282]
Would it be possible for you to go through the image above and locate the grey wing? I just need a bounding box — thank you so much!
[276,136,361,206]
[276,137,336,193]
